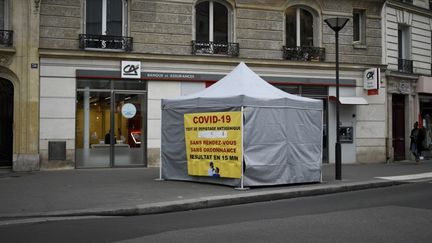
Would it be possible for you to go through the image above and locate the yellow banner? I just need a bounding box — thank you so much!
[184,111,242,179]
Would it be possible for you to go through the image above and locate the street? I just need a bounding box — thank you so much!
[1,180,432,243]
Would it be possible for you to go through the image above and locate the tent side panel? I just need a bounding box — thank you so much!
[243,107,323,186]
[161,106,241,186]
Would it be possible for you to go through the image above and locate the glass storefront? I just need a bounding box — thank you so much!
[75,79,147,168]
[420,95,432,157]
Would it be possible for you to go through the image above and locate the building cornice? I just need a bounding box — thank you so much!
[0,46,16,55]
[386,69,419,80]
[387,1,432,18]
[39,48,387,72]
[235,3,283,11]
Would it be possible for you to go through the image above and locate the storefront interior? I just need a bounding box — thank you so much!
[75,79,147,168]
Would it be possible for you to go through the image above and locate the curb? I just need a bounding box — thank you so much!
[0,179,405,223]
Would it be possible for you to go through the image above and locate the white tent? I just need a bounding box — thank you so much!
[161,62,323,187]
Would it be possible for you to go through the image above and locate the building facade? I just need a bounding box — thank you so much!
[0,0,40,171]
[2,0,391,171]
[382,0,432,161]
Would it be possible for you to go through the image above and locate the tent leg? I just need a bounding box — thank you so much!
[234,173,249,190]
[155,111,164,181]
[235,106,249,190]
[154,161,164,181]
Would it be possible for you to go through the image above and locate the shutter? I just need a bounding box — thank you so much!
[300,86,328,98]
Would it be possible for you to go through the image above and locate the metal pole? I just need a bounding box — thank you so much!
[156,108,164,181]
[240,106,245,189]
[235,106,248,190]
[159,108,163,180]
[110,90,115,167]
[335,30,342,180]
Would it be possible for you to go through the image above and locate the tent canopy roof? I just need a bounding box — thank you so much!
[162,62,322,109]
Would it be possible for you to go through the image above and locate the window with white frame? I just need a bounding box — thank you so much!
[86,0,127,36]
[286,6,315,47]
[397,24,413,72]
[353,9,365,44]
[195,0,233,43]
[0,0,4,30]
[398,24,410,60]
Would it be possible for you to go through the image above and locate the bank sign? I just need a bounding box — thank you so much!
[184,111,242,179]
[363,68,380,90]
[121,61,141,79]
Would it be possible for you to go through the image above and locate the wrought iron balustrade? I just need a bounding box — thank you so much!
[191,41,239,57]
[398,58,413,73]
[79,34,133,51]
[283,46,325,62]
[0,30,13,47]
[397,0,413,4]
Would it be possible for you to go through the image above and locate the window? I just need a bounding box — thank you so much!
[81,0,131,51]
[284,6,324,61]
[85,0,127,36]
[353,9,365,44]
[398,25,410,60]
[286,7,315,47]
[0,0,11,47]
[397,24,413,73]
[0,0,5,30]
[195,0,232,43]
[193,0,238,56]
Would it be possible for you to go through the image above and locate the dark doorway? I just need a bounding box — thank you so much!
[392,94,405,160]
[0,79,13,166]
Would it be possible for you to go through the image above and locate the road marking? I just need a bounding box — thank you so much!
[376,172,432,181]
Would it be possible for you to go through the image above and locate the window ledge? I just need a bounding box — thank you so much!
[353,43,367,49]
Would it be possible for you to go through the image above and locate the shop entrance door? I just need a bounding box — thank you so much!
[0,79,13,167]
[76,89,147,168]
[392,94,405,160]
[112,92,147,167]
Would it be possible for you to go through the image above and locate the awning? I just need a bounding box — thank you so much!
[339,97,368,105]
[329,96,368,105]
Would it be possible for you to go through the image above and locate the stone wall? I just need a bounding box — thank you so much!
[236,8,284,59]
[39,0,81,49]
[38,0,385,65]
[131,1,192,55]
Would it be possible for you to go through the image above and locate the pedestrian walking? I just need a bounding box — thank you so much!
[410,122,425,163]
[410,122,419,162]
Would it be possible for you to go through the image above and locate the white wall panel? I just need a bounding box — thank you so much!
[148,81,181,99]
[40,118,75,139]
[147,119,161,140]
[148,99,161,119]
[40,77,76,98]
[40,97,75,118]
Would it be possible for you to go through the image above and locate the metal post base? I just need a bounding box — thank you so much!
[234,186,250,191]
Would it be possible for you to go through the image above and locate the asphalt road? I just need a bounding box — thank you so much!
[1,180,432,243]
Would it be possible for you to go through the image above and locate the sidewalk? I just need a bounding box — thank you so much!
[1,161,432,221]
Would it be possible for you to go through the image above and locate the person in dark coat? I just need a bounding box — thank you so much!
[417,125,426,160]
[410,122,419,161]
[410,122,425,163]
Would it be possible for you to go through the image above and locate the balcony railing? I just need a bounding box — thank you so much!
[283,46,325,62]
[191,41,239,57]
[79,34,133,51]
[398,58,413,73]
[396,0,413,4]
[0,30,13,47]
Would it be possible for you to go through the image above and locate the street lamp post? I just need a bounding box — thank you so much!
[325,17,349,180]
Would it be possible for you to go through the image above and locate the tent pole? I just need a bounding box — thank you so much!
[236,106,249,190]
[155,108,164,181]
[321,109,324,183]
